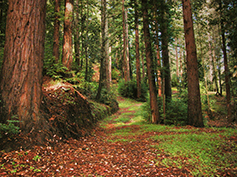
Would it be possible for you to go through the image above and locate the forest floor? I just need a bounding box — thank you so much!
[1,96,237,176]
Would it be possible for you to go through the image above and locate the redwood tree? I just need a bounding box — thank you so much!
[182,0,204,127]
[0,0,47,133]
[135,0,141,98]
[161,0,172,103]
[122,0,130,82]
[53,0,60,63]
[62,0,73,70]
[142,0,160,124]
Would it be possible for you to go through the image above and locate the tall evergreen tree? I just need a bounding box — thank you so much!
[53,0,61,63]
[62,0,73,70]
[0,0,47,135]
[142,0,160,124]
[182,0,204,127]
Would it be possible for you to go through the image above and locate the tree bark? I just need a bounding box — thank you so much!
[135,0,141,98]
[142,0,160,124]
[219,1,231,121]
[96,0,107,100]
[74,0,80,66]
[0,0,47,133]
[62,0,73,70]
[53,0,60,63]
[161,0,172,102]
[175,37,179,82]
[122,0,130,82]
[182,0,204,127]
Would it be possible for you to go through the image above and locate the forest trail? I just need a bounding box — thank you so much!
[1,96,237,176]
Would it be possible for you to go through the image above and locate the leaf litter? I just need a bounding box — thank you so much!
[1,97,237,176]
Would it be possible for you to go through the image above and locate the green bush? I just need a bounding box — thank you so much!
[162,98,187,126]
[118,79,147,101]
[0,116,20,138]
[142,97,187,126]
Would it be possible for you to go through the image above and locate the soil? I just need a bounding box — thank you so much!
[0,81,236,176]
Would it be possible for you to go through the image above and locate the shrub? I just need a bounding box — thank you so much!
[118,79,147,101]
[162,98,187,126]
[0,116,20,139]
[142,97,187,126]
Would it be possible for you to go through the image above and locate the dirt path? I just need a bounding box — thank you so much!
[1,96,236,176]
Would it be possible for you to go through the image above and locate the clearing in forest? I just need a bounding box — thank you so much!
[0,96,237,176]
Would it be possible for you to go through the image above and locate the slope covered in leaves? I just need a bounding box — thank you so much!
[1,97,237,176]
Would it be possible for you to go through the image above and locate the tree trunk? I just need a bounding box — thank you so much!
[62,0,73,70]
[142,0,160,124]
[85,0,89,81]
[74,0,80,66]
[135,0,141,98]
[175,37,179,82]
[141,49,145,80]
[96,0,107,100]
[182,0,204,127]
[154,6,162,97]
[53,0,60,63]
[219,1,231,121]
[105,17,110,91]
[0,0,47,133]
[122,0,130,82]
[161,0,172,102]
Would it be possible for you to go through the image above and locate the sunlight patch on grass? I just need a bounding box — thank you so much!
[118,99,138,109]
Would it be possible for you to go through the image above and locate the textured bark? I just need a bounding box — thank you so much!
[53,0,60,62]
[96,0,106,100]
[154,6,162,97]
[135,0,141,98]
[122,0,130,82]
[62,0,73,70]
[105,17,110,91]
[74,0,80,66]
[161,0,171,102]
[142,0,160,124]
[182,0,203,127]
[0,0,47,133]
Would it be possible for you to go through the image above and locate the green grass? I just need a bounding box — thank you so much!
[150,130,237,176]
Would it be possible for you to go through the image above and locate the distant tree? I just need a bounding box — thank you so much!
[96,0,107,100]
[53,0,61,63]
[182,0,204,127]
[219,0,231,121]
[122,0,130,82]
[161,0,172,103]
[74,0,80,66]
[0,0,47,136]
[62,0,73,70]
[142,0,160,124]
[134,0,141,98]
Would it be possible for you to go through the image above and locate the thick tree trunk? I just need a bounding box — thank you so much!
[0,0,47,133]
[182,0,204,127]
[122,0,130,82]
[142,0,160,124]
[135,0,141,98]
[53,0,60,63]
[96,0,107,100]
[161,1,172,102]
[62,0,73,70]
[74,0,80,66]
